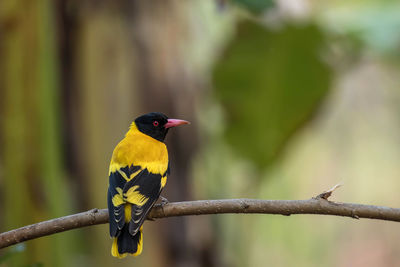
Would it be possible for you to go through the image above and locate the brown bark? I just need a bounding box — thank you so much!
[2,198,400,249]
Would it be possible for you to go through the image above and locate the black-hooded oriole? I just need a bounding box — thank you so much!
[107,112,189,258]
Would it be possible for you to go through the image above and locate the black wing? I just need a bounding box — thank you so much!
[108,166,129,237]
[123,168,165,236]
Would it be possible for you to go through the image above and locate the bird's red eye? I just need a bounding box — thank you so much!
[153,121,159,127]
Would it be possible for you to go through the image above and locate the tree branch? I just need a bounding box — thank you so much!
[1,197,400,249]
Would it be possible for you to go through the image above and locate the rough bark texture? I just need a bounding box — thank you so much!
[2,198,400,249]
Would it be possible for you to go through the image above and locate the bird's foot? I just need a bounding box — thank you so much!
[160,196,169,205]
[154,196,169,209]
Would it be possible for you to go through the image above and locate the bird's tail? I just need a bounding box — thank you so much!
[111,225,143,258]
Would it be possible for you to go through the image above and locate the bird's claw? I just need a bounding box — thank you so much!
[153,196,169,209]
[160,196,169,205]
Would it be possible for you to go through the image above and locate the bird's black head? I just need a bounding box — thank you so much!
[134,112,189,142]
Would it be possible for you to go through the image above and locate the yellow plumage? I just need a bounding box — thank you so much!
[109,124,169,176]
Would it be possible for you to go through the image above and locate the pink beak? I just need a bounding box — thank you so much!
[164,119,190,129]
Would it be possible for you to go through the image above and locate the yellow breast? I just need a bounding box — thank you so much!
[109,124,169,175]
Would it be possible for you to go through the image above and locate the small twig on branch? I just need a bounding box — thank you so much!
[1,197,400,249]
[314,183,343,200]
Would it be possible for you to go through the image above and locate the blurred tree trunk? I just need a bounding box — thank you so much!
[60,1,140,266]
[129,1,217,266]
[0,0,78,266]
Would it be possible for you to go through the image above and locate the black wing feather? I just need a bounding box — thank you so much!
[123,169,164,236]
[108,167,129,237]
[108,189,118,237]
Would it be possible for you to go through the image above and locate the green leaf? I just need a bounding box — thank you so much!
[213,21,332,168]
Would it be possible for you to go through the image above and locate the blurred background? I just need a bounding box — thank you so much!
[1,0,400,266]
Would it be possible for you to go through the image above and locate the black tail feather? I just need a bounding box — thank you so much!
[111,224,143,258]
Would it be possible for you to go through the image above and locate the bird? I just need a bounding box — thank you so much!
[107,112,189,258]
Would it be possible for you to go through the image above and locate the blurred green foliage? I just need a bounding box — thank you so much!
[0,244,25,264]
[213,21,332,168]
[231,0,275,14]
[320,1,400,56]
